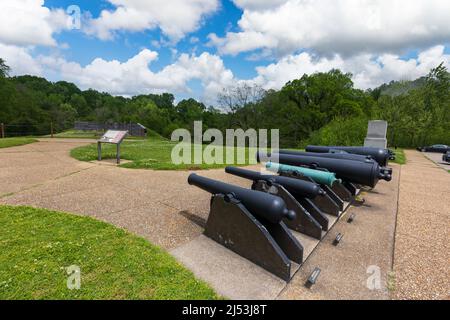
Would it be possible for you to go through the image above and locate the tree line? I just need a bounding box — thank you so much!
[0,57,448,147]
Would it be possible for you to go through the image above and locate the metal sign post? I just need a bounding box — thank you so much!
[97,141,102,161]
[97,130,128,164]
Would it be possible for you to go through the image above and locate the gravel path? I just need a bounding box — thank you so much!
[391,150,450,299]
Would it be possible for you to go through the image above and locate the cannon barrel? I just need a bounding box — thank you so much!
[279,149,372,162]
[225,166,325,199]
[257,152,391,187]
[305,146,391,167]
[278,149,393,175]
[265,162,342,187]
[188,173,296,223]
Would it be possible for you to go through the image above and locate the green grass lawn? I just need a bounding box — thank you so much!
[71,136,256,170]
[0,205,217,300]
[390,148,406,165]
[0,137,37,149]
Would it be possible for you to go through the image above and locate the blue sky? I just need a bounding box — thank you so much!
[0,0,449,104]
[44,0,261,79]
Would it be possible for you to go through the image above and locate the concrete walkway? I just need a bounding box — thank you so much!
[391,150,450,300]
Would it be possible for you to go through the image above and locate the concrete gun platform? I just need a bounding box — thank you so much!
[173,167,398,300]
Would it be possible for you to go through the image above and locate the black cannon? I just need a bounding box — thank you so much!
[188,173,303,280]
[224,166,325,199]
[188,173,295,223]
[280,149,372,161]
[278,149,393,176]
[257,152,391,188]
[305,145,392,167]
[225,166,340,234]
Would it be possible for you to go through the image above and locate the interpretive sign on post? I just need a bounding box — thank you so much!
[97,130,128,164]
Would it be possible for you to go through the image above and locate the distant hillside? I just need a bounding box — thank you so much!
[375,71,450,96]
[377,77,427,96]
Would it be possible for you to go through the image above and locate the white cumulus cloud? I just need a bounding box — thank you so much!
[0,44,43,75]
[0,0,69,47]
[86,0,219,41]
[21,49,234,104]
[212,0,450,57]
[232,0,289,11]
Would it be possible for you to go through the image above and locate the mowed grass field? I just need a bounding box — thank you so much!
[71,136,257,170]
[0,137,37,149]
[0,205,217,300]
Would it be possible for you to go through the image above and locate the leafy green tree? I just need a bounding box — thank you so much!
[139,93,175,109]
[95,106,117,125]
[51,81,81,97]
[70,94,90,118]
[0,59,14,122]
[51,103,78,131]
[425,62,450,102]
[176,98,205,124]
[278,70,367,140]
[0,58,10,78]
[218,83,265,129]
[305,116,369,147]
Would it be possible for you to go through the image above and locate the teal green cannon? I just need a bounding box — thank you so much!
[266,162,342,187]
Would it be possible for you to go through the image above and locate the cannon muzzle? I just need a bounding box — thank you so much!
[379,172,392,181]
[225,166,325,198]
[188,173,296,223]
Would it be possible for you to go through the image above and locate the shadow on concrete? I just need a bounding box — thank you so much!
[178,210,207,229]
